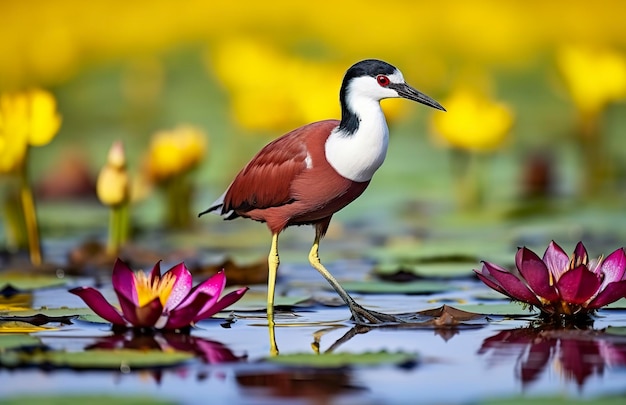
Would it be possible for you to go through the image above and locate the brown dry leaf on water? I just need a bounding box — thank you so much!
[197,258,268,286]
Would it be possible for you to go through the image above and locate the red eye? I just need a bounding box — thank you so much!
[376,75,390,87]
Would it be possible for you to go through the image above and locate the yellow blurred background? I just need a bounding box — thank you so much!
[1,0,626,237]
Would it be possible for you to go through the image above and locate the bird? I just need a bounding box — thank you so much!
[199,59,445,325]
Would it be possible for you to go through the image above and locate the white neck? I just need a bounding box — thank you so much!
[325,98,389,182]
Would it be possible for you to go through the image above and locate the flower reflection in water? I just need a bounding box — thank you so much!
[87,330,245,365]
[478,326,626,388]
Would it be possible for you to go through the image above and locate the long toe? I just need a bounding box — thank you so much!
[350,304,404,325]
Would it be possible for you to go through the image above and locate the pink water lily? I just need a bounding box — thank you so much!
[475,241,626,317]
[70,258,248,330]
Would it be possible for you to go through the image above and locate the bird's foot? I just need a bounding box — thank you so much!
[349,303,404,325]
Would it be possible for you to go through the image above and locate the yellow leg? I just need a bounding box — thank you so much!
[267,233,279,355]
[308,231,403,324]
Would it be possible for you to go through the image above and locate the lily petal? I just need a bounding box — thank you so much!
[542,241,570,281]
[176,270,227,312]
[149,260,162,283]
[474,265,514,297]
[587,280,626,308]
[517,247,560,302]
[480,261,541,306]
[556,264,601,304]
[162,262,193,311]
[165,292,213,330]
[117,291,163,327]
[194,286,248,321]
[600,248,626,286]
[112,258,138,305]
[69,287,127,326]
[573,241,589,264]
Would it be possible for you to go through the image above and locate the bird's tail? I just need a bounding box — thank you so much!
[198,205,220,217]
[198,190,237,219]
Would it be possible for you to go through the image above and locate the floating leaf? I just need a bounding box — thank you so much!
[0,273,67,291]
[0,334,41,350]
[266,351,417,368]
[228,288,311,311]
[0,293,32,311]
[375,262,476,280]
[454,302,538,316]
[0,321,56,333]
[0,348,193,370]
[0,314,75,326]
[605,326,626,337]
[198,257,268,286]
[367,239,513,265]
[338,280,450,295]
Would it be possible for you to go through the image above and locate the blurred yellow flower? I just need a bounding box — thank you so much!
[0,88,62,173]
[97,141,130,207]
[145,125,207,183]
[431,88,513,152]
[208,37,406,132]
[557,45,626,116]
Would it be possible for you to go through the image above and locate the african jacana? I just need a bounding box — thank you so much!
[200,59,445,325]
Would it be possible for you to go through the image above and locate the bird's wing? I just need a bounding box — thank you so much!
[222,120,338,214]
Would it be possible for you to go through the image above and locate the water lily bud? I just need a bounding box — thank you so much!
[97,141,130,207]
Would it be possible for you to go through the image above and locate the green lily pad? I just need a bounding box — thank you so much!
[0,334,41,350]
[0,293,32,311]
[605,326,626,337]
[0,396,175,405]
[367,239,514,265]
[3,307,99,318]
[228,289,311,311]
[266,350,417,368]
[375,261,477,279]
[0,273,67,291]
[454,302,538,316]
[338,280,451,295]
[0,321,58,333]
[0,348,193,369]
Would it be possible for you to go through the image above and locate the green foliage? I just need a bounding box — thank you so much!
[266,350,417,368]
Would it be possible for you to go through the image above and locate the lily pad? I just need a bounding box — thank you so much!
[338,280,451,295]
[0,348,193,369]
[605,326,626,337]
[0,321,58,333]
[375,261,477,279]
[0,273,67,291]
[228,288,312,311]
[0,293,32,311]
[367,239,514,265]
[266,350,417,368]
[0,334,41,350]
[454,302,538,316]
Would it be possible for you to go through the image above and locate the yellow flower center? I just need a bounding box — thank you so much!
[133,270,176,307]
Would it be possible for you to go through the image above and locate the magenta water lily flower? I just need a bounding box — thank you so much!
[475,241,626,317]
[70,258,248,330]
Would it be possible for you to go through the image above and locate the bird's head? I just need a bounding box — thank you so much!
[340,59,446,112]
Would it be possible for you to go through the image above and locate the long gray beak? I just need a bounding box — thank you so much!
[390,82,446,111]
